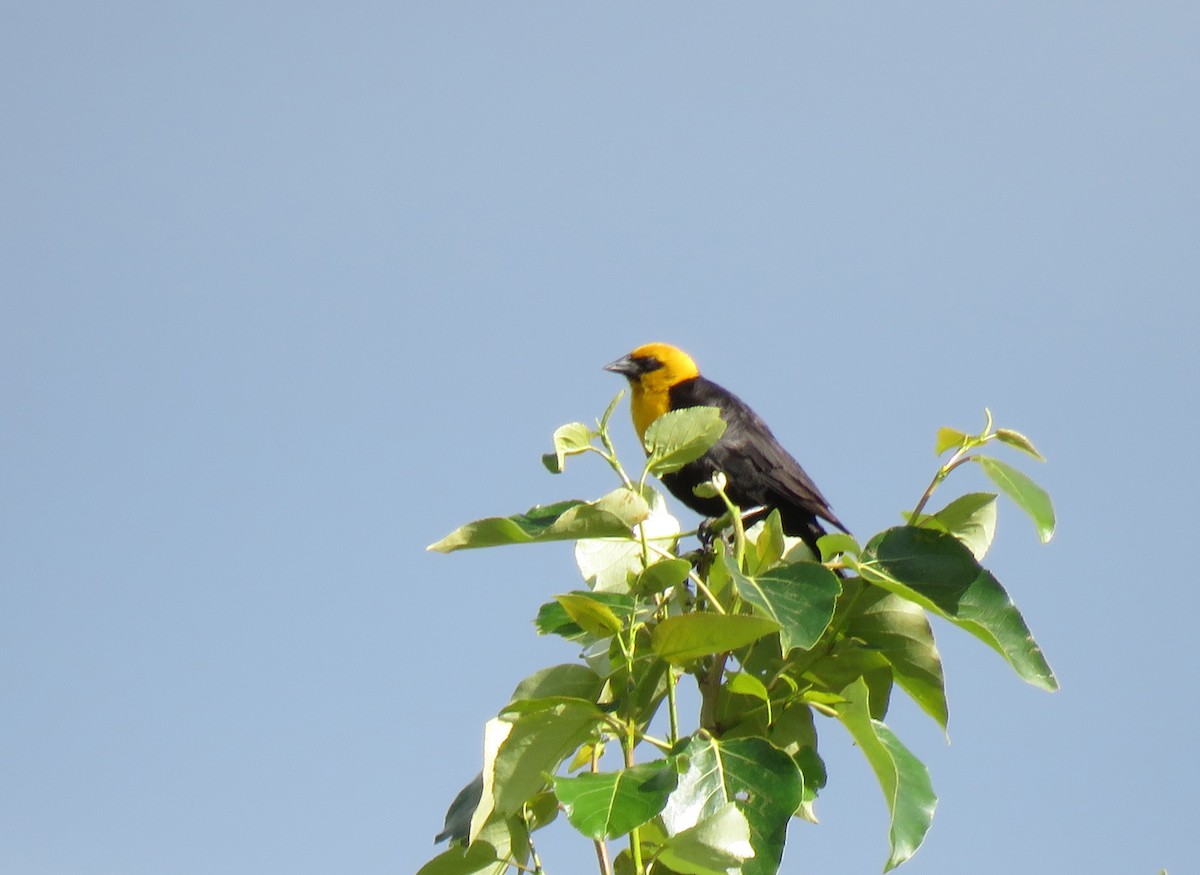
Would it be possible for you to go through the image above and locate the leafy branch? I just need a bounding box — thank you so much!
[423,397,1056,875]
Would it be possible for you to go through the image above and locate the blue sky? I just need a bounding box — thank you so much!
[3,3,1197,874]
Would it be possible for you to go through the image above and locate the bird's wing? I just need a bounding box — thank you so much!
[690,380,846,532]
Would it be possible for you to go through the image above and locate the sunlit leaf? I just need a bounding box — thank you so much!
[934,426,967,455]
[469,718,510,842]
[422,807,525,875]
[974,456,1056,543]
[657,803,755,875]
[817,532,861,562]
[510,664,603,705]
[575,489,679,592]
[726,555,841,653]
[542,422,593,473]
[555,593,623,636]
[857,527,1058,691]
[490,701,604,817]
[416,840,503,875]
[725,671,771,705]
[836,678,937,872]
[995,428,1045,461]
[428,493,647,553]
[650,614,780,665]
[644,407,727,476]
[661,735,802,875]
[553,760,678,840]
[748,510,785,575]
[929,492,998,561]
[635,557,692,595]
[845,585,948,732]
[534,592,635,641]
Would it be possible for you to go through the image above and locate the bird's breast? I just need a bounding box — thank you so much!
[631,384,673,446]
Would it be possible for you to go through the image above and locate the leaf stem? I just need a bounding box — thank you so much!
[520,804,546,874]
[590,748,614,875]
[666,666,680,745]
[699,652,730,733]
[644,541,726,614]
[911,451,974,519]
[709,475,747,570]
[623,731,646,875]
[913,409,1001,518]
[593,839,612,875]
[638,732,673,752]
[594,419,635,490]
[587,446,633,490]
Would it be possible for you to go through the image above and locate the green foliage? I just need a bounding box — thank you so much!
[642,406,727,476]
[554,761,678,840]
[424,397,1057,874]
[837,678,936,872]
[651,614,781,665]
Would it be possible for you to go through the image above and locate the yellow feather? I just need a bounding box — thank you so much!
[624,343,700,444]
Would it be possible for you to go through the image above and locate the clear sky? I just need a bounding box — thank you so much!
[2,3,1196,874]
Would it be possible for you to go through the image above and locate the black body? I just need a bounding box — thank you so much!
[664,376,845,554]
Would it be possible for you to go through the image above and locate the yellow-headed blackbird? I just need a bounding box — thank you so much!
[605,342,846,553]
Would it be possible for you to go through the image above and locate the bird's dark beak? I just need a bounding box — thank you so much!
[604,354,638,377]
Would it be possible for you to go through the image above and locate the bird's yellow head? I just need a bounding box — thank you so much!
[604,343,701,442]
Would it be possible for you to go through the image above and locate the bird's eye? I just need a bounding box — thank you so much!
[637,356,664,374]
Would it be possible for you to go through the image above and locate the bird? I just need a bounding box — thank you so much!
[604,342,845,555]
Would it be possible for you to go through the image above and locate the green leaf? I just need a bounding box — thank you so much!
[422,807,530,875]
[974,456,1056,543]
[725,671,771,705]
[995,428,1046,461]
[469,719,511,842]
[555,593,623,636]
[858,527,1058,691]
[510,664,604,705]
[817,532,861,562]
[644,407,727,476]
[575,489,679,592]
[724,670,774,729]
[552,760,678,840]
[765,698,816,753]
[434,773,484,845]
[598,389,625,431]
[726,555,842,653]
[802,643,893,720]
[929,492,998,560]
[793,744,827,823]
[534,592,635,640]
[592,487,655,527]
[428,493,648,553]
[489,701,605,818]
[845,584,948,732]
[651,614,780,665]
[635,557,692,595]
[416,841,503,875]
[934,426,967,455]
[748,510,785,575]
[836,678,937,872]
[707,539,731,595]
[661,735,803,875]
[657,802,755,875]
[542,422,593,473]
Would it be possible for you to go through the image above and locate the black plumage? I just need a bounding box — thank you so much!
[662,375,845,553]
